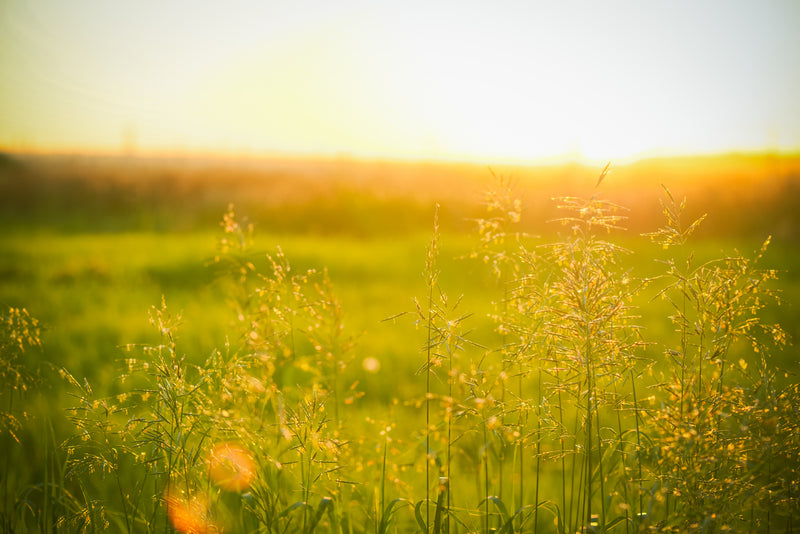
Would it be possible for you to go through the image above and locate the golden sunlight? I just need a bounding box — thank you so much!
[1,2,798,162]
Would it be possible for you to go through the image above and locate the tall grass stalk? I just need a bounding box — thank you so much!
[423,204,440,532]
[557,367,568,534]
[629,368,644,526]
[1,307,42,531]
[533,366,542,534]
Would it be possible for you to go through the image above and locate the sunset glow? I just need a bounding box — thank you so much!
[1,1,799,163]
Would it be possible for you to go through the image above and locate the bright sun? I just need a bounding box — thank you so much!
[1,1,799,162]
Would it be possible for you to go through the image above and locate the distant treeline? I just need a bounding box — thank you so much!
[1,151,798,240]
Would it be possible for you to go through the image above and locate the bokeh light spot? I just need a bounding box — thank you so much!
[208,442,255,492]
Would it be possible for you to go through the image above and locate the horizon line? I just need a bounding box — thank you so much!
[2,144,800,169]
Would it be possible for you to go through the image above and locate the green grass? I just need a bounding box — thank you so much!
[1,154,799,533]
[5,228,795,396]
[0,229,480,392]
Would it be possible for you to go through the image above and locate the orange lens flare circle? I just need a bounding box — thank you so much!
[164,490,213,534]
[207,442,255,492]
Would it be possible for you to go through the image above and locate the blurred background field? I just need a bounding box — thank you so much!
[3,152,799,238]
[2,151,798,396]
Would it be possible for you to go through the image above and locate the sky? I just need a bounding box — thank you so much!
[1,0,799,164]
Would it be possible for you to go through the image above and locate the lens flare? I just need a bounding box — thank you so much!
[164,489,212,534]
[208,442,255,492]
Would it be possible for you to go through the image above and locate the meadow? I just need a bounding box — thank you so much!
[1,152,799,533]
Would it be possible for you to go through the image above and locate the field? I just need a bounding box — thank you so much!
[1,152,799,533]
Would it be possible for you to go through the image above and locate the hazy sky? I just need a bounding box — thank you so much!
[1,1,799,163]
